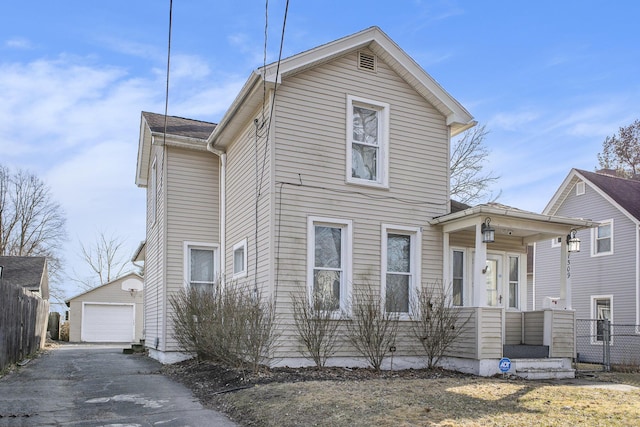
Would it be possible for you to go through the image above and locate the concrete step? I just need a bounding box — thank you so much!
[511,358,575,380]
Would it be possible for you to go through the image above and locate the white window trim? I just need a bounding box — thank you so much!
[307,216,353,316]
[450,247,467,307]
[346,95,390,188]
[590,295,613,345]
[183,241,219,289]
[151,156,157,224]
[591,219,614,257]
[381,224,422,319]
[232,238,248,279]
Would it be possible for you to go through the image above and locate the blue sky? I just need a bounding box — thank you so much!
[2,1,639,302]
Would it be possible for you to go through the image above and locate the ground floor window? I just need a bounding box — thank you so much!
[307,217,352,313]
[592,296,612,343]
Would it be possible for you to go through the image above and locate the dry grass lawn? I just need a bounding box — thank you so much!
[215,374,640,426]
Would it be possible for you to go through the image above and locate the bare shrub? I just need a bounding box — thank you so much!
[346,283,399,371]
[169,284,279,374]
[410,284,470,369]
[291,290,342,368]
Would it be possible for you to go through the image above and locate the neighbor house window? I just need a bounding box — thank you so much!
[452,250,464,306]
[307,217,352,313]
[592,220,613,256]
[184,242,218,292]
[232,239,247,279]
[346,95,389,187]
[508,256,520,309]
[592,296,612,343]
[382,225,421,315]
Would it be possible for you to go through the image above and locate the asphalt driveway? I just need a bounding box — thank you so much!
[0,343,238,426]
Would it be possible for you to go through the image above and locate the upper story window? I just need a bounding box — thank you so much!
[592,220,613,256]
[382,225,421,316]
[346,95,389,188]
[232,239,248,279]
[185,242,219,292]
[307,217,352,313]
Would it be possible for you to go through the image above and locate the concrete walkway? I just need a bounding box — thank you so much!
[0,343,238,426]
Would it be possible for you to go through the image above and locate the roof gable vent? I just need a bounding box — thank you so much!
[358,52,377,72]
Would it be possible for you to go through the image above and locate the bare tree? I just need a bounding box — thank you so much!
[0,165,67,293]
[597,119,640,177]
[450,124,499,204]
[74,231,131,290]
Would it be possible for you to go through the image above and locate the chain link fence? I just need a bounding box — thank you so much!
[576,319,640,372]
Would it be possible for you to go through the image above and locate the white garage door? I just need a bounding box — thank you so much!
[82,304,134,342]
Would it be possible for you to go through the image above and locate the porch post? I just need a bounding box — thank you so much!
[473,222,487,307]
[559,239,572,309]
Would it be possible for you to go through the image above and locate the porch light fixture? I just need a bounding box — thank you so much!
[481,217,495,243]
[567,229,580,253]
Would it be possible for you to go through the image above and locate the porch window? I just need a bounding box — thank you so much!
[346,95,389,187]
[508,256,519,308]
[185,243,218,292]
[592,220,613,256]
[592,296,612,343]
[452,250,464,306]
[308,217,352,313]
[382,225,421,315]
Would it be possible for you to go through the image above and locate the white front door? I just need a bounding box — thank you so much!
[485,255,503,307]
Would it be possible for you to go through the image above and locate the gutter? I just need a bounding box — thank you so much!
[207,144,227,285]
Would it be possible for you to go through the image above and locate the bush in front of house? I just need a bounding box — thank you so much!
[291,289,343,368]
[410,283,470,369]
[346,282,399,372]
[169,283,279,374]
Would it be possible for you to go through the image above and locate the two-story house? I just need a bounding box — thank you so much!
[135,27,596,378]
[535,168,640,365]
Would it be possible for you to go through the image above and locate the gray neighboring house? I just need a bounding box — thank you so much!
[0,256,49,300]
[535,168,640,364]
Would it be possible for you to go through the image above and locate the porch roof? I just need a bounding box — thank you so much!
[430,202,598,244]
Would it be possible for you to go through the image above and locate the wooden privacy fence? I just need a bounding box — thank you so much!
[0,283,49,371]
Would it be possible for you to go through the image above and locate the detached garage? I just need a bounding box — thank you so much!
[66,273,144,343]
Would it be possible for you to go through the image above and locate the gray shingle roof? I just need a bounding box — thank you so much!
[142,111,217,140]
[577,169,640,221]
[0,256,47,291]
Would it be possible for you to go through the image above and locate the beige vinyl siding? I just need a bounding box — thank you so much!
[269,50,450,359]
[273,53,458,362]
[477,307,503,359]
[144,143,167,351]
[224,114,272,295]
[505,311,522,345]
[68,275,144,342]
[523,310,544,345]
[164,146,220,351]
[445,307,478,359]
[548,309,575,358]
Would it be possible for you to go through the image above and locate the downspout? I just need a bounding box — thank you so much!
[207,145,226,286]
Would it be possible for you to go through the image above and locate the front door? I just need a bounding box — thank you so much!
[485,256,503,307]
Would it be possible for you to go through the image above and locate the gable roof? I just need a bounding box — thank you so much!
[208,26,475,150]
[65,271,143,304]
[544,168,640,223]
[0,256,48,298]
[135,112,217,187]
